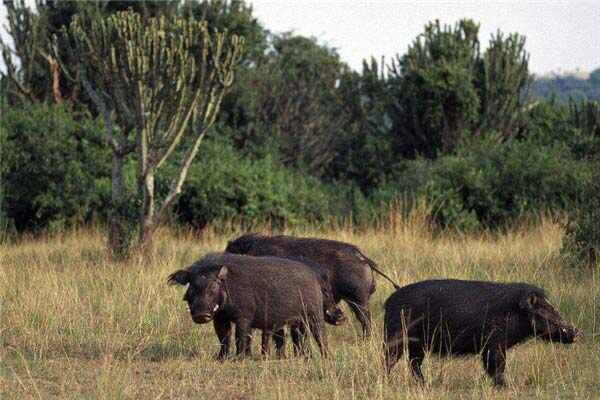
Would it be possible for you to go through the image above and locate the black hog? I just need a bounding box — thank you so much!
[168,253,330,359]
[259,256,346,357]
[384,279,581,387]
[225,233,399,336]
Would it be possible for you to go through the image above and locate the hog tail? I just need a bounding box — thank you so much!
[356,250,400,290]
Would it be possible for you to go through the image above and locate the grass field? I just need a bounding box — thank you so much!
[1,217,599,399]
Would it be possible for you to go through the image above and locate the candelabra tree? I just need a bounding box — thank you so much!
[0,0,60,104]
[569,99,600,138]
[479,31,531,139]
[57,11,244,257]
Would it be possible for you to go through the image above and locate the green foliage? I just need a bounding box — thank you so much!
[0,0,179,107]
[479,31,531,137]
[525,100,574,144]
[328,58,396,191]
[1,0,60,105]
[59,6,245,255]
[389,19,482,157]
[532,68,600,102]
[388,19,530,159]
[422,138,591,229]
[569,100,600,138]
[223,33,349,176]
[2,4,600,239]
[183,0,267,64]
[526,100,600,161]
[562,177,600,267]
[1,104,110,231]
[368,159,433,205]
[171,136,339,229]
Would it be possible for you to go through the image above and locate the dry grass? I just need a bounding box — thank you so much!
[1,217,598,399]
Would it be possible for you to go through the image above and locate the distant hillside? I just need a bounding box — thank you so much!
[531,68,600,102]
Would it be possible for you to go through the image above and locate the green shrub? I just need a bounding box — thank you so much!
[423,137,592,229]
[562,177,600,267]
[171,137,340,230]
[526,101,600,161]
[1,104,110,231]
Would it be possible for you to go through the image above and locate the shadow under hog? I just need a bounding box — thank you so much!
[225,233,399,336]
[384,279,582,387]
[168,253,330,359]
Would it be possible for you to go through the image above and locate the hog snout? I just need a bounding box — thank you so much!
[192,312,213,324]
[325,309,346,325]
[550,325,582,343]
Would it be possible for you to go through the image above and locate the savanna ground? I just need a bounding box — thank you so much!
[1,215,599,399]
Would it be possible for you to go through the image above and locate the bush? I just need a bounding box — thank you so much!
[422,137,592,229]
[526,101,600,161]
[562,177,600,267]
[171,137,341,230]
[1,104,110,232]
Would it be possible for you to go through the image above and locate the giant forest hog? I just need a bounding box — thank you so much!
[226,233,399,336]
[384,279,581,387]
[168,253,330,359]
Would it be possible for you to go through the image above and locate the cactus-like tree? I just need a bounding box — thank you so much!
[57,10,244,256]
[1,0,58,104]
[479,31,531,138]
[569,100,600,138]
[389,19,482,158]
[389,19,531,158]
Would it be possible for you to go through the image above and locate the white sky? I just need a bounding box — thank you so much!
[249,0,600,76]
[1,1,599,76]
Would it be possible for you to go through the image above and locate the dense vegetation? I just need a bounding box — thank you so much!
[1,0,599,263]
[532,68,600,102]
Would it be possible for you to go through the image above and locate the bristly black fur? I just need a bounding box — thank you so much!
[167,270,190,286]
[383,279,578,387]
[225,233,392,336]
[169,252,329,359]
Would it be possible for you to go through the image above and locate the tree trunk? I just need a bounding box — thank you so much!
[108,151,128,258]
[139,171,155,252]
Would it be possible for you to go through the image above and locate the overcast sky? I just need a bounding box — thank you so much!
[1,1,599,76]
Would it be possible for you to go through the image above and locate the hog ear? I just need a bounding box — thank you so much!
[168,270,191,286]
[216,265,228,281]
[519,292,539,310]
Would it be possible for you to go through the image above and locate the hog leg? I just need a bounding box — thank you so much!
[482,346,507,387]
[213,316,233,361]
[261,329,286,358]
[234,319,252,358]
[291,323,308,357]
[408,346,425,385]
[273,328,287,358]
[308,318,328,358]
[261,331,271,356]
[345,295,372,337]
[384,340,403,374]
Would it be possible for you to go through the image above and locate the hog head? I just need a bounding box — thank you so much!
[324,302,346,326]
[319,278,346,326]
[520,292,582,343]
[168,266,228,324]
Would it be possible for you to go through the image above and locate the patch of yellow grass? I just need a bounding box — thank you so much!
[1,216,598,399]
